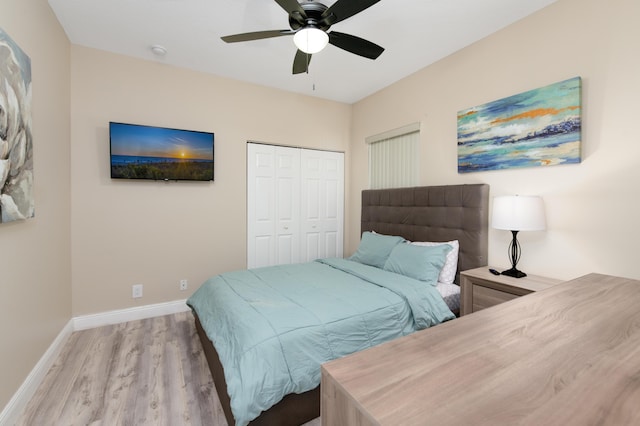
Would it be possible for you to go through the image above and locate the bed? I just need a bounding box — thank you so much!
[188,183,489,426]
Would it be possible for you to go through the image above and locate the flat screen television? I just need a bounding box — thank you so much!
[109,122,214,181]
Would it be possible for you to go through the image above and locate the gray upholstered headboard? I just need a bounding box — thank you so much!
[361,184,489,284]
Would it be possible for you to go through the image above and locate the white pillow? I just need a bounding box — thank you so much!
[410,240,459,285]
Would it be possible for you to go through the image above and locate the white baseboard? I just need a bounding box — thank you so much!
[0,319,74,426]
[73,299,190,331]
[0,299,191,425]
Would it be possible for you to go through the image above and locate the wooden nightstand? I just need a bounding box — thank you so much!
[460,266,563,316]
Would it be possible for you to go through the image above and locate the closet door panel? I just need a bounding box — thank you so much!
[324,223,339,258]
[304,233,320,262]
[301,176,321,262]
[274,147,301,265]
[301,151,323,262]
[301,149,344,261]
[322,151,344,259]
[247,144,276,268]
[324,166,340,259]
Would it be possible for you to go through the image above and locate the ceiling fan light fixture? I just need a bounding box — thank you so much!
[293,27,329,54]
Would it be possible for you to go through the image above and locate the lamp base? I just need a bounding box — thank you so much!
[501,268,527,278]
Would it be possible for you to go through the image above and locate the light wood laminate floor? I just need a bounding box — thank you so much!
[19,312,320,426]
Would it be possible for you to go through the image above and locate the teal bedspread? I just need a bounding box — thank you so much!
[187,258,454,426]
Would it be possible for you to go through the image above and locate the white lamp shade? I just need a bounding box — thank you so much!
[492,195,546,231]
[293,27,329,54]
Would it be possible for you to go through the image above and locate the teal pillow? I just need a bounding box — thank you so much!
[383,243,452,283]
[349,232,405,268]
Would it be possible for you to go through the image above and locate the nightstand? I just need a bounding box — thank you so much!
[460,267,563,316]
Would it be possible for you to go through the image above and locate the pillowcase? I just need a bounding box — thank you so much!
[383,243,452,283]
[410,240,459,284]
[349,231,405,269]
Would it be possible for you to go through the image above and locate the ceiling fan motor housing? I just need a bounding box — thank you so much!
[289,2,335,31]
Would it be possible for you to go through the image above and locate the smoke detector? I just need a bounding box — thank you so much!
[150,45,167,56]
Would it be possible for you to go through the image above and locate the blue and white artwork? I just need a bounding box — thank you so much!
[457,77,581,173]
[0,27,34,223]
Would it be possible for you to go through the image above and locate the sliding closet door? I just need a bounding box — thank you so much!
[300,150,344,261]
[247,143,300,268]
[247,143,344,268]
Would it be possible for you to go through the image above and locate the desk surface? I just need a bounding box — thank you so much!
[321,273,640,426]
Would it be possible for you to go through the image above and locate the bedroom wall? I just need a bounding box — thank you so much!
[348,0,640,282]
[0,0,71,413]
[70,47,351,316]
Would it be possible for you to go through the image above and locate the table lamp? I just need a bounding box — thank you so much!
[492,195,546,278]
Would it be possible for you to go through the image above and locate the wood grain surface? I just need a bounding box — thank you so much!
[322,273,640,426]
[460,266,563,315]
[18,311,320,426]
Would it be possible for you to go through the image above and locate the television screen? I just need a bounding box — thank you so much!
[109,122,214,181]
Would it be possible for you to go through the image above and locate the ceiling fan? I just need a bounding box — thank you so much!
[221,0,384,74]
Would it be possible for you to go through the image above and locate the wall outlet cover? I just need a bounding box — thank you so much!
[132,284,143,298]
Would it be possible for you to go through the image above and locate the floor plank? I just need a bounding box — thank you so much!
[18,312,320,426]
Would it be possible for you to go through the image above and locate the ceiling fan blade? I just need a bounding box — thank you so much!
[221,30,294,43]
[274,0,307,19]
[293,50,312,74]
[328,31,384,59]
[321,0,381,26]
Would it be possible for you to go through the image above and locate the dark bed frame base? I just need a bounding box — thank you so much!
[194,184,489,426]
[194,314,320,426]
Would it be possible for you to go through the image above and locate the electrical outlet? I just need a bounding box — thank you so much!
[179,279,188,291]
[132,284,143,298]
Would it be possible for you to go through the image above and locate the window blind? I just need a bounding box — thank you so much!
[367,123,420,189]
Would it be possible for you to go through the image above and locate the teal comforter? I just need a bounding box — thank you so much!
[187,258,454,426]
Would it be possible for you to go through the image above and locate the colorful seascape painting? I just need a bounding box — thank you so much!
[0,28,34,223]
[457,77,581,173]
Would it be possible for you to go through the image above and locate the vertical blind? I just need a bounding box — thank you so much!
[367,123,420,189]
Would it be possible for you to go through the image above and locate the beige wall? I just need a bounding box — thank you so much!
[349,0,640,281]
[0,0,71,411]
[3,0,638,413]
[70,46,352,316]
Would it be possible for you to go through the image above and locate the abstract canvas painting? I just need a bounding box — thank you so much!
[0,27,33,223]
[457,77,581,173]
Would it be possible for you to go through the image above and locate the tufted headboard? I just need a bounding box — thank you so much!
[361,184,489,284]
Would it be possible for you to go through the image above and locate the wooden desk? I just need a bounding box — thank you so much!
[321,274,640,426]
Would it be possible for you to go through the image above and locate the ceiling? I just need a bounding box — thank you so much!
[48,0,558,104]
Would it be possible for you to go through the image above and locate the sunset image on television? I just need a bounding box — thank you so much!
[110,122,214,181]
